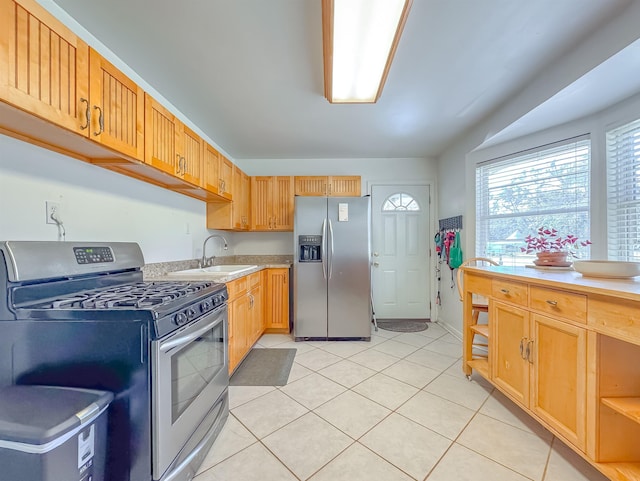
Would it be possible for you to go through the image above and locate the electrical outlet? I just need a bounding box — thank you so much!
[46,201,61,224]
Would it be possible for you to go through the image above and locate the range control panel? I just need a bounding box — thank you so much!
[73,247,114,264]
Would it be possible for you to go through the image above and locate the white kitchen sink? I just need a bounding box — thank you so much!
[166,265,258,278]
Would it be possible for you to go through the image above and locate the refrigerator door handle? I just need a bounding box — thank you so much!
[321,218,328,280]
[328,219,334,279]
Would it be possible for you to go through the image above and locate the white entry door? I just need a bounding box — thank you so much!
[371,184,430,319]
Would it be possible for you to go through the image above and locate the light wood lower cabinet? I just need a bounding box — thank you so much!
[227,269,290,375]
[463,267,640,480]
[265,268,290,332]
[493,300,587,449]
[227,273,261,374]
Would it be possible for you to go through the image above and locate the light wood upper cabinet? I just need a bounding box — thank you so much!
[0,0,89,133]
[178,123,204,187]
[330,176,361,196]
[144,94,180,176]
[206,164,249,231]
[88,48,144,160]
[232,166,250,230]
[251,176,294,231]
[204,143,221,195]
[219,155,234,201]
[0,3,144,161]
[144,93,204,188]
[294,176,361,197]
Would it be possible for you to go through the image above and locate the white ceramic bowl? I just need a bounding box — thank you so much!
[573,260,640,278]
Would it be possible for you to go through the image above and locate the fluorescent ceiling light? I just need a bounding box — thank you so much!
[322,0,412,103]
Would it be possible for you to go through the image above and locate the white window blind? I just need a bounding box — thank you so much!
[476,137,590,265]
[607,118,640,261]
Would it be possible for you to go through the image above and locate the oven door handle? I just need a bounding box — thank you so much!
[160,316,222,353]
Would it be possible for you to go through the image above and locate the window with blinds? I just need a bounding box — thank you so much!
[476,137,591,265]
[607,118,640,261]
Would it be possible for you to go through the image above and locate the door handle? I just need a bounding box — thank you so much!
[93,105,104,136]
[80,98,90,130]
[328,219,334,279]
[321,219,327,280]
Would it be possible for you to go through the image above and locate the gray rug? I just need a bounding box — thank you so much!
[377,319,430,333]
[230,348,297,386]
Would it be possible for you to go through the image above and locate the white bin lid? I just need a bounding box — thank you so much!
[0,386,113,446]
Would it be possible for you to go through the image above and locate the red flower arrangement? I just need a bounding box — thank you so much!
[521,227,591,257]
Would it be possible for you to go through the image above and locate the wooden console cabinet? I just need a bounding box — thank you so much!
[462,266,640,481]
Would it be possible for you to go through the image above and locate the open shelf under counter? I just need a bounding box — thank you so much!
[601,397,640,424]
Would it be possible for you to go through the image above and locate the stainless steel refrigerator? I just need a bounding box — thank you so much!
[293,196,371,341]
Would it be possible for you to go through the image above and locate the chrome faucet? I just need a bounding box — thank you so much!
[200,234,228,268]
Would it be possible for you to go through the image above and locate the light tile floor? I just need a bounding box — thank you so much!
[194,323,610,481]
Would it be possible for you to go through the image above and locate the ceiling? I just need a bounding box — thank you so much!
[46,0,640,160]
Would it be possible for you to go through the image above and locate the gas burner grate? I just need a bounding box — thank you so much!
[38,281,215,310]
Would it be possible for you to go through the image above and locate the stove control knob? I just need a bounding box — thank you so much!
[174,312,188,326]
[202,300,212,312]
[186,307,198,320]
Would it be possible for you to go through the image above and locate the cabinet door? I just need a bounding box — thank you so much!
[492,301,530,406]
[180,124,203,187]
[249,283,263,346]
[218,155,234,201]
[295,176,327,196]
[0,0,89,132]
[231,166,249,230]
[251,176,272,230]
[240,170,251,230]
[266,268,290,331]
[88,48,144,160]
[228,294,251,374]
[144,94,180,176]
[273,176,294,230]
[203,143,221,194]
[531,313,587,450]
[328,176,361,196]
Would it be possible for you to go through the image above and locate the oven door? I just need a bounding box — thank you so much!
[151,304,228,480]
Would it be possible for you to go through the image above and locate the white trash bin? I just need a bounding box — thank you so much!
[0,385,113,481]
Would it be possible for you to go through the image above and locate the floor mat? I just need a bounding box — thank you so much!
[230,348,297,386]
[377,319,430,333]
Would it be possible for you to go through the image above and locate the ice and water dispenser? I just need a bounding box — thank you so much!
[298,235,322,262]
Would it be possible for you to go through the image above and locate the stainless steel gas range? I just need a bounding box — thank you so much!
[0,241,229,481]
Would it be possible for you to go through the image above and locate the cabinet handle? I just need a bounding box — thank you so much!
[519,338,527,359]
[545,300,558,307]
[526,340,534,363]
[80,98,90,130]
[176,154,182,174]
[500,288,510,294]
[93,105,104,136]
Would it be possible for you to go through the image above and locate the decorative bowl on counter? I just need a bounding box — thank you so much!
[572,260,640,278]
